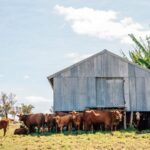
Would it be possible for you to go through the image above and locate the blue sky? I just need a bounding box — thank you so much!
[0,0,150,113]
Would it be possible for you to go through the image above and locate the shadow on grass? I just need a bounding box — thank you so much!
[23,126,150,137]
[29,130,111,137]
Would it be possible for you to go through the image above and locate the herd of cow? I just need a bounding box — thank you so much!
[14,109,123,135]
[0,109,149,136]
[14,109,142,135]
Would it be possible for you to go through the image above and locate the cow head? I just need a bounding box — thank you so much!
[113,110,123,122]
[17,114,28,122]
[54,116,61,127]
[44,114,49,123]
[70,111,79,119]
[74,114,81,127]
[135,112,141,121]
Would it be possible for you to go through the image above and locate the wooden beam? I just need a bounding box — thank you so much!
[124,111,127,129]
[129,111,133,127]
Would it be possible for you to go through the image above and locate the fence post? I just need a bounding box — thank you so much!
[124,111,127,129]
[129,111,133,127]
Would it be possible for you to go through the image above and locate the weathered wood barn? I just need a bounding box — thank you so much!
[47,50,150,112]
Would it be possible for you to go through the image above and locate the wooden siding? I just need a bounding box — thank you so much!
[96,78,124,108]
[58,52,128,78]
[51,51,150,112]
[53,77,96,111]
[128,77,150,111]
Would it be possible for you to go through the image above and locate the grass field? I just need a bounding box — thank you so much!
[0,123,150,150]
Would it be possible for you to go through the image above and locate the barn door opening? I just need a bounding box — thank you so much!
[96,78,125,108]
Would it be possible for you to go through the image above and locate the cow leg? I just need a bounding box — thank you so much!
[55,124,58,133]
[111,125,113,131]
[78,125,80,131]
[82,123,85,131]
[60,126,63,133]
[29,126,35,133]
[114,125,117,131]
[29,126,32,133]
[37,125,41,134]
[105,124,109,131]
[68,123,72,132]
[91,124,94,133]
[3,128,6,136]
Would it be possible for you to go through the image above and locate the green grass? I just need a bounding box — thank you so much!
[0,123,150,150]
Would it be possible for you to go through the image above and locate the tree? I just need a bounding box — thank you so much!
[0,92,16,118]
[9,106,20,120]
[21,104,34,115]
[122,34,150,69]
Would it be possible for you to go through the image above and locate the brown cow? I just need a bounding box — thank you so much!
[83,110,120,130]
[14,126,28,135]
[54,114,73,133]
[44,113,56,132]
[110,110,123,130]
[70,111,84,131]
[0,119,9,136]
[17,113,45,133]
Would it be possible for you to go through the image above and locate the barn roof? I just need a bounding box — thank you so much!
[47,49,150,80]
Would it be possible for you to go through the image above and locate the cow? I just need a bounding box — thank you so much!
[136,112,150,131]
[54,114,73,133]
[110,110,123,130]
[83,110,122,131]
[83,110,106,131]
[44,113,56,132]
[17,113,45,133]
[0,119,9,136]
[70,111,84,131]
[14,125,28,135]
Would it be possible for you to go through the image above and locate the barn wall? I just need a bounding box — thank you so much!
[52,52,150,112]
[58,53,128,78]
[96,78,125,108]
[128,77,150,111]
[53,77,96,111]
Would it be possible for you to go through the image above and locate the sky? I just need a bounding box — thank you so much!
[0,0,150,113]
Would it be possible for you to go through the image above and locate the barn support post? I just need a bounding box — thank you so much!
[129,111,133,127]
[124,111,127,129]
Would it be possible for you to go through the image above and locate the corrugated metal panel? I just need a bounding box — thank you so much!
[59,52,128,78]
[48,50,150,80]
[96,78,124,108]
[96,78,106,107]
[135,67,147,77]
[128,64,135,77]
[124,78,130,110]
[53,77,96,111]
[54,78,62,111]
[145,78,150,111]
[52,51,150,112]
[129,78,137,111]
[136,77,146,111]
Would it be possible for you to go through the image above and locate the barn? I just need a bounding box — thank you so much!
[47,50,150,112]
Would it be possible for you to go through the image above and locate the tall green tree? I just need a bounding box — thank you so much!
[21,104,34,115]
[122,34,150,69]
[0,92,16,118]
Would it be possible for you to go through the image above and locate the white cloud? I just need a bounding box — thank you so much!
[54,5,150,43]
[25,96,49,102]
[24,75,30,79]
[65,52,93,62]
